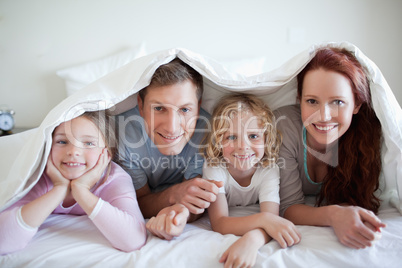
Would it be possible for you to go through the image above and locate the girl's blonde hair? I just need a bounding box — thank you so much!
[203,93,281,168]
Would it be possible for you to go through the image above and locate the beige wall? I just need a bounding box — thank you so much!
[1,0,401,128]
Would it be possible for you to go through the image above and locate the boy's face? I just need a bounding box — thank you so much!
[221,113,265,173]
[138,80,200,155]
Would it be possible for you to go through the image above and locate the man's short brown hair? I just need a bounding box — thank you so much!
[138,58,203,102]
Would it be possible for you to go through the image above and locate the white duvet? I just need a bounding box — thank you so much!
[1,41,402,267]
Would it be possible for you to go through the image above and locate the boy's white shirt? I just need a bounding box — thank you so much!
[202,162,280,207]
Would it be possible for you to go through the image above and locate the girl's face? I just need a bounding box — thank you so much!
[300,69,361,150]
[221,112,265,173]
[51,116,106,180]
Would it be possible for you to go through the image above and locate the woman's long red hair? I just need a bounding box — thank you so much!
[297,47,382,213]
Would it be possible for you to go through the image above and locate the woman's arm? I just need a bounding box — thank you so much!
[275,106,307,216]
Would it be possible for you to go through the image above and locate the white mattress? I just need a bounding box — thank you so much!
[1,203,401,267]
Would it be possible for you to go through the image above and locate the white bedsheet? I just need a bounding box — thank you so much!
[1,203,401,268]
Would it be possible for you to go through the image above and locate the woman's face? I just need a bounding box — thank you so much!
[300,69,361,150]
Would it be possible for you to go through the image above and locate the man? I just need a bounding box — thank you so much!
[116,58,222,239]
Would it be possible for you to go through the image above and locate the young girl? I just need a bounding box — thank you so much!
[0,111,147,255]
[203,93,301,268]
[276,47,386,249]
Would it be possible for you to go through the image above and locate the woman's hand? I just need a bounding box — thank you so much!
[330,205,386,249]
[261,213,301,248]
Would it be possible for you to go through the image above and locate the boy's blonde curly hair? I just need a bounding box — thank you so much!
[203,93,281,168]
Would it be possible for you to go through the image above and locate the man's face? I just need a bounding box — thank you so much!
[138,81,200,155]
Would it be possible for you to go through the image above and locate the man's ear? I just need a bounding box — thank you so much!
[137,94,144,117]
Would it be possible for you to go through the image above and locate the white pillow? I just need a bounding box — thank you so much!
[219,57,267,76]
[57,43,147,96]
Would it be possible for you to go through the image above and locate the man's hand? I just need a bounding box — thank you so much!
[169,178,223,214]
[146,204,190,240]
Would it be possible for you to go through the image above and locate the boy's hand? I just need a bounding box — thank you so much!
[262,214,301,248]
[220,232,260,268]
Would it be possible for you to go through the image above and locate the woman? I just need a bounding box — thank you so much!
[275,46,386,249]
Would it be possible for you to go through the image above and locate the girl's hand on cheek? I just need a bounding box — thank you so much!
[72,148,110,191]
[45,155,70,189]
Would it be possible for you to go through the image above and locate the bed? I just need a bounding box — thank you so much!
[1,41,402,267]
